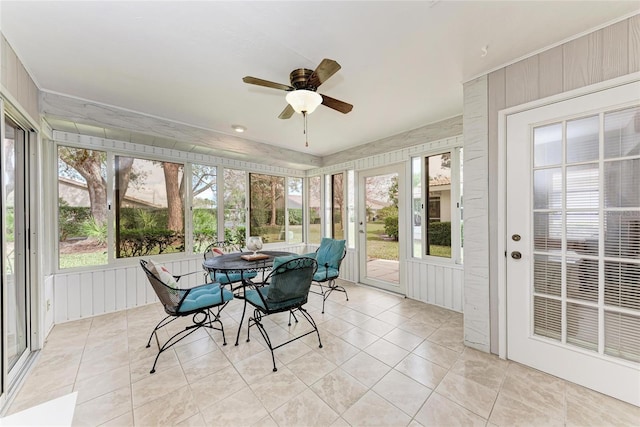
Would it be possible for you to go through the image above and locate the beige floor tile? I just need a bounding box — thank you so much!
[181,348,231,384]
[310,368,369,415]
[341,351,391,387]
[364,338,410,367]
[448,350,508,391]
[234,350,280,384]
[383,327,424,351]
[375,310,411,327]
[435,372,498,419]
[200,386,268,426]
[414,392,486,427]
[133,384,199,426]
[342,390,412,426]
[322,317,357,336]
[372,369,432,417]
[129,348,180,382]
[131,366,187,408]
[249,367,307,411]
[74,365,131,405]
[339,326,380,349]
[311,334,360,365]
[6,384,74,416]
[330,417,352,427]
[565,381,640,426]
[427,325,464,353]
[271,388,340,427]
[174,335,219,364]
[396,318,437,339]
[500,363,565,420]
[490,393,565,426]
[73,386,132,427]
[188,365,246,411]
[287,351,337,385]
[395,353,448,389]
[359,317,396,337]
[273,338,313,365]
[252,415,279,427]
[175,412,206,427]
[76,349,130,382]
[412,340,461,369]
[98,411,134,427]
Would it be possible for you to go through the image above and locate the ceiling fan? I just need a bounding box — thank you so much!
[242,58,353,119]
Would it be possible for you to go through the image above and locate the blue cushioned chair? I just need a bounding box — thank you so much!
[244,256,321,372]
[306,237,348,313]
[140,259,233,374]
[204,240,258,285]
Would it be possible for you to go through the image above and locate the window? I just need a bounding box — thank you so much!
[223,168,246,246]
[331,173,345,239]
[412,148,463,261]
[287,177,303,243]
[58,146,108,268]
[249,173,285,243]
[114,156,184,258]
[308,176,322,244]
[346,170,356,248]
[191,164,217,252]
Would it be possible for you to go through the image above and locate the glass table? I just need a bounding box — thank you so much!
[202,250,294,345]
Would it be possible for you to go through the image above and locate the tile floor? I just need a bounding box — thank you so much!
[7,280,640,426]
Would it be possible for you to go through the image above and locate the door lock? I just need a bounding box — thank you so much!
[512,234,521,241]
[511,251,522,260]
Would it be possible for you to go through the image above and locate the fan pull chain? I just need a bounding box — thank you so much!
[303,111,309,147]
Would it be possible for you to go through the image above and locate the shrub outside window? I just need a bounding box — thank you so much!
[308,176,322,244]
[114,156,184,258]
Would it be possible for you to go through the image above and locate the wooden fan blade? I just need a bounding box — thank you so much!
[243,76,293,91]
[278,104,295,119]
[320,94,353,114]
[306,59,341,88]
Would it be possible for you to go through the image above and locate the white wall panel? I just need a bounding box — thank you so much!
[53,244,309,323]
[406,259,464,313]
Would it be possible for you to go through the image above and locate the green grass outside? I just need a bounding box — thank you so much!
[57,221,451,269]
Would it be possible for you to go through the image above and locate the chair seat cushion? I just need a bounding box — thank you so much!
[210,270,258,284]
[313,266,339,282]
[178,284,233,313]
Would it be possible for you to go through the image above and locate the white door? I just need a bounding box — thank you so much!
[358,165,406,294]
[506,80,640,406]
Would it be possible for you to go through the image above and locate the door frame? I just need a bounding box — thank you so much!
[498,71,640,359]
[357,163,406,294]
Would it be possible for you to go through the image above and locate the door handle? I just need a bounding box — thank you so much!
[511,251,522,260]
[359,230,365,234]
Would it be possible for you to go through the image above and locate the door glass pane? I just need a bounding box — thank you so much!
[426,153,451,258]
[604,159,640,208]
[364,172,399,284]
[347,170,356,249]
[411,157,422,257]
[192,164,217,252]
[4,117,27,370]
[308,176,321,244]
[604,106,640,159]
[332,173,344,240]
[566,164,599,209]
[223,169,246,246]
[533,168,562,209]
[287,177,303,244]
[567,115,599,163]
[534,123,562,167]
[533,212,562,252]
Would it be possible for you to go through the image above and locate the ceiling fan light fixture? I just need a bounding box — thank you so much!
[286,89,322,114]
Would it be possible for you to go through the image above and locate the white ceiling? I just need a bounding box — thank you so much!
[2,1,639,159]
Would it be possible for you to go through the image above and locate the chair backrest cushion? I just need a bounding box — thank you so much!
[267,256,317,306]
[316,238,346,270]
[147,259,179,289]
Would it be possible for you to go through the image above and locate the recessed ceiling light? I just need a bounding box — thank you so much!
[231,124,246,133]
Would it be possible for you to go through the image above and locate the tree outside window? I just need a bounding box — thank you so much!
[249,173,285,243]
